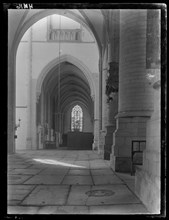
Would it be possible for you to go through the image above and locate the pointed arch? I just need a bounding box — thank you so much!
[36,54,95,101]
[11,9,101,58]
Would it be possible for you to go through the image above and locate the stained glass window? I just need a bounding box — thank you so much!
[71,105,83,132]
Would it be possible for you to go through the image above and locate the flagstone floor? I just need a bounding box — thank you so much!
[7,150,149,215]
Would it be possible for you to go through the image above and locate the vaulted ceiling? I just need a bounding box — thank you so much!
[8,9,106,54]
[42,61,93,116]
[9,8,105,120]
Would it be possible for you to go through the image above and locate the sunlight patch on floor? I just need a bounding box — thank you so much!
[33,158,86,168]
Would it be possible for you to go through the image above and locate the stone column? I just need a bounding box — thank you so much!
[110,10,154,172]
[46,93,51,141]
[104,10,120,160]
[104,93,118,160]
[26,28,33,149]
[135,70,161,213]
[47,94,50,128]
[98,51,103,154]
[92,119,100,151]
[135,9,161,213]
[41,89,45,149]
[8,50,15,154]
[26,26,37,150]
[92,75,100,151]
[102,68,109,130]
[98,12,110,157]
[30,78,37,149]
[99,65,109,157]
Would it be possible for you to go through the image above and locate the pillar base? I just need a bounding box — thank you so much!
[110,155,131,172]
[104,125,115,160]
[98,130,106,158]
[135,165,160,213]
[92,139,99,151]
[26,138,32,150]
[98,147,104,159]
[110,116,149,172]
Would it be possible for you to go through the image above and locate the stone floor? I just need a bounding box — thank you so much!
[7,150,149,214]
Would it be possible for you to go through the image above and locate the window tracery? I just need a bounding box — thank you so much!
[71,105,83,131]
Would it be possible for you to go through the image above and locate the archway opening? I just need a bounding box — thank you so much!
[15,13,99,151]
[36,60,94,150]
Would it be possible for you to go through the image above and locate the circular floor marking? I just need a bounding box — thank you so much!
[85,189,115,197]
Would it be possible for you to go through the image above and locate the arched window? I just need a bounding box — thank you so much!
[71,105,83,132]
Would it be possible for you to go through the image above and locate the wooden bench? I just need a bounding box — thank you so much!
[131,140,146,175]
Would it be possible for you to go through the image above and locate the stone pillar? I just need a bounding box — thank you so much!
[98,12,110,157]
[50,96,53,130]
[55,112,62,147]
[30,78,37,149]
[135,9,161,213]
[92,75,99,151]
[104,10,120,160]
[104,93,118,160]
[99,131,106,157]
[41,89,45,149]
[47,94,50,127]
[92,119,99,150]
[26,28,33,149]
[8,50,15,154]
[26,27,37,150]
[102,68,109,130]
[135,70,161,213]
[60,113,64,145]
[37,124,43,149]
[110,10,154,172]
[98,52,103,154]
[99,66,109,157]
[41,90,44,125]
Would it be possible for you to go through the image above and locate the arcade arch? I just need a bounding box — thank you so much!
[36,58,95,149]
[13,11,100,152]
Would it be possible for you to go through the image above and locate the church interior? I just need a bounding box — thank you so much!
[7,7,165,215]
